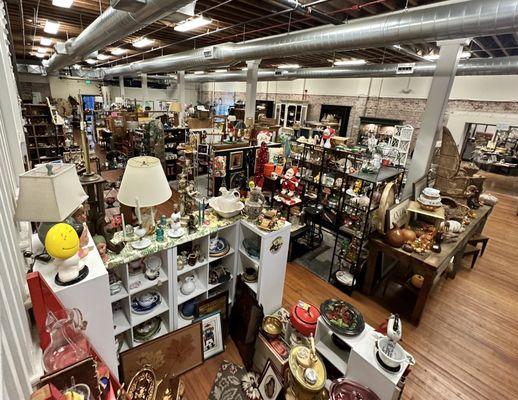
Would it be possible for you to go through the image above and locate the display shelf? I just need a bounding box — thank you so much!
[110,286,129,303]
[209,247,235,263]
[208,276,233,291]
[242,278,258,294]
[178,283,207,305]
[132,320,169,348]
[128,268,168,295]
[130,301,169,326]
[113,309,131,335]
[348,166,402,184]
[239,247,260,264]
[177,261,208,276]
[315,334,350,375]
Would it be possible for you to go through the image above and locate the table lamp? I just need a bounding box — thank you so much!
[117,156,172,248]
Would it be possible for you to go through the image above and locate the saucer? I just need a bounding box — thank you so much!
[131,238,152,250]
[131,291,161,314]
[167,228,185,238]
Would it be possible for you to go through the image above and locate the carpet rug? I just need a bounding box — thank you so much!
[208,361,261,400]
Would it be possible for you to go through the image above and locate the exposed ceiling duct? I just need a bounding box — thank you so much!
[99,0,518,79]
[45,0,195,72]
[145,56,518,83]
[265,0,342,25]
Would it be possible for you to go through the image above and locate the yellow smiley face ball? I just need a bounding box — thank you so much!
[45,223,80,259]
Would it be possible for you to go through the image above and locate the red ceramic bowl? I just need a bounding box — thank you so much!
[290,301,320,337]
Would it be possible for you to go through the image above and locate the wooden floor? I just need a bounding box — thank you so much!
[89,142,518,399]
[179,193,518,400]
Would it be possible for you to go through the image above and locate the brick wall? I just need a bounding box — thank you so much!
[200,89,518,151]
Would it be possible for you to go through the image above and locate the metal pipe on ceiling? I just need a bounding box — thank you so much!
[265,0,342,25]
[45,0,195,72]
[140,56,518,82]
[98,0,518,79]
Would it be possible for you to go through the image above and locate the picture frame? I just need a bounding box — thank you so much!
[229,171,246,189]
[258,359,284,400]
[195,311,225,360]
[198,143,209,155]
[195,290,229,339]
[230,151,243,170]
[120,322,203,399]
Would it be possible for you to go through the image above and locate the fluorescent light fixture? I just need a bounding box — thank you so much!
[97,53,110,60]
[132,37,155,48]
[193,71,205,75]
[111,48,125,56]
[52,0,74,8]
[334,59,366,66]
[35,53,46,58]
[241,67,248,71]
[37,47,48,53]
[40,37,52,46]
[277,64,300,69]
[85,59,97,65]
[174,16,212,32]
[44,20,60,35]
[214,69,227,73]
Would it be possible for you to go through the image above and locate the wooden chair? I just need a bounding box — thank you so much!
[468,234,489,256]
[463,244,481,269]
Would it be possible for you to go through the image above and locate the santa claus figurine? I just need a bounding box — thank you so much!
[280,168,300,200]
[321,127,336,148]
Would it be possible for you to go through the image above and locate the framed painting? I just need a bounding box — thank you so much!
[195,291,229,339]
[258,359,284,400]
[230,151,243,170]
[120,323,203,399]
[195,312,225,360]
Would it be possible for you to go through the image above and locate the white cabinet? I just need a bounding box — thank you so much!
[275,101,308,129]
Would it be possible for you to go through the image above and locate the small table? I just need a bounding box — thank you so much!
[363,206,491,325]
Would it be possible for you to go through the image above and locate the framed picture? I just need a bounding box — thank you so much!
[195,291,229,338]
[195,312,225,360]
[412,175,428,200]
[120,323,203,399]
[198,143,209,155]
[230,151,243,170]
[258,359,284,400]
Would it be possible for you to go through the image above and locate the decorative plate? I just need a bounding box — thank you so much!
[131,291,162,314]
[209,237,230,257]
[377,182,395,234]
[320,299,365,336]
[133,316,162,342]
[131,237,152,250]
[167,228,185,238]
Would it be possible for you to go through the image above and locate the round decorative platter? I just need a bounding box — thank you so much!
[320,299,365,336]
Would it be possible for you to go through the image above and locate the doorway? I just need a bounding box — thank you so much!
[319,104,351,136]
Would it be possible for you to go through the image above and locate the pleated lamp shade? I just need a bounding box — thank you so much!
[15,163,88,222]
[117,156,172,207]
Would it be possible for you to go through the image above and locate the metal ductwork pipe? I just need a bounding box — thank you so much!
[143,56,518,83]
[100,0,518,78]
[266,0,342,25]
[46,0,194,72]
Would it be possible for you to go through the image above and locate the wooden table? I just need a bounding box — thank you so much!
[363,205,491,325]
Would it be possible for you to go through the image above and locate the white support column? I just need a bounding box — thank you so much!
[141,73,149,101]
[245,60,261,123]
[119,76,125,100]
[403,39,470,198]
[177,71,186,126]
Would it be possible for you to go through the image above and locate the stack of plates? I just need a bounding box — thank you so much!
[417,187,442,211]
[209,237,230,258]
[133,316,162,342]
[131,290,162,314]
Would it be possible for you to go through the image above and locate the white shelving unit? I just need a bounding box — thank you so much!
[389,124,414,167]
[275,100,308,129]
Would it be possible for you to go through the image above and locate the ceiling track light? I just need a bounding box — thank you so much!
[132,37,155,48]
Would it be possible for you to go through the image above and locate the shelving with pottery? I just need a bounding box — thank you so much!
[107,216,291,365]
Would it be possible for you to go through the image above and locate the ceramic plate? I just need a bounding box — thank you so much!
[133,316,162,342]
[167,228,184,238]
[320,299,365,336]
[131,238,152,250]
[131,291,162,314]
[209,237,230,256]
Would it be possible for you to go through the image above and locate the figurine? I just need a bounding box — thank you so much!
[321,127,335,148]
[244,183,266,220]
[254,141,269,188]
[188,214,198,234]
[93,235,109,263]
[170,204,182,233]
[280,168,300,199]
[465,185,481,209]
[186,182,199,214]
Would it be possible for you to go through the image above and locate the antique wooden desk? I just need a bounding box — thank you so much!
[363,205,491,325]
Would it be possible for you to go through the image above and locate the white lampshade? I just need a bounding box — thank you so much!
[15,164,88,222]
[117,156,172,207]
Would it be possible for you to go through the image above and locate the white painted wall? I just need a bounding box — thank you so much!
[201,75,518,103]
[48,77,102,99]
